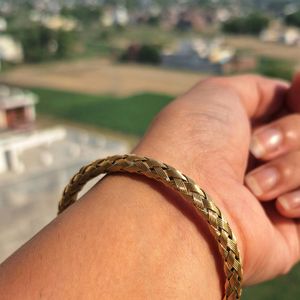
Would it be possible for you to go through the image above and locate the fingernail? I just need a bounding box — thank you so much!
[278,191,300,210]
[250,128,283,158]
[245,167,279,196]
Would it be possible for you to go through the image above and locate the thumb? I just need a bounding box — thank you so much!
[201,75,289,120]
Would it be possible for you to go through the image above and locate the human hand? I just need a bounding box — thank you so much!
[134,74,300,286]
[246,74,300,219]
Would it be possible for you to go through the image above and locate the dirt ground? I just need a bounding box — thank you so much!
[0,59,205,96]
[1,36,298,96]
[226,36,300,64]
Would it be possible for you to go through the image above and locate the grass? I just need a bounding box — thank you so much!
[257,56,294,81]
[33,86,300,299]
[33,87,173,136]
[243,264,300,300]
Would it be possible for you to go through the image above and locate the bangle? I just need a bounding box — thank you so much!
[58,154,243,299]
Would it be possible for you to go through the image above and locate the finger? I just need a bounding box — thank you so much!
[276,190,300,218]
[203,74,290,119]
[287,73,300,112]
[245,151,300,201]
[250,114,300,160]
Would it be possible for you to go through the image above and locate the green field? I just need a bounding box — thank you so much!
[34,87,300,299]
[34,88,173,136]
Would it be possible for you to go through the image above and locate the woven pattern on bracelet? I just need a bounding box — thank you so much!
[58,154,243,300]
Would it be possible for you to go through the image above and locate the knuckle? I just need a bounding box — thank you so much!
[274,115,300,150]
[280,151,300,176]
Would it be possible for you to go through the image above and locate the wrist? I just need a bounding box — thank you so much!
[59,152,243,297]
[89,174,224,299]
[134,143,246,266]
[134,144,246,285]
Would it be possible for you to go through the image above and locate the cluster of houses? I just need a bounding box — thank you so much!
[161,38,257,74]
[260,20,300,46]
[99,4,235,31]
[1,1,300,75]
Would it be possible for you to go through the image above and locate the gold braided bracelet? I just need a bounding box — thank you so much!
[58,154,243,300]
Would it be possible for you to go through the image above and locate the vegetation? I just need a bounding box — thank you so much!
[257,56,293,81]
[34,88,173,136]
[285,10,300,28]
[60,5,102,25]
[243,263,300,300]
[8,24,77,62]
[222,13,269,35]
[120,44,161,65]
[137,45,161,64]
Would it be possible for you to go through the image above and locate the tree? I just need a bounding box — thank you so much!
[55,30,77,59]
[61,5,101,25]
[10,24,77,62]
[257,56,293,81]
[119,44,161,65]
[222,13,269,35]
[285,11,300,28]
[137,45,161,64]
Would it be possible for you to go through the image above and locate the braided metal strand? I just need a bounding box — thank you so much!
[58,154,243,300]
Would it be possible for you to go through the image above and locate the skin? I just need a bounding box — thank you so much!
[246,74,300,218]
[0,74,300,299]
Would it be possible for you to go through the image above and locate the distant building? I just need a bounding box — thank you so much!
[161,38,235,74]
[215,8,231,22]
[30,12,78,31]
[282,27,300,46]
[101,5,129,27]
[223,55,257,74]
[0,86,38,131]
[260,20,300,46]
[162,49,222,74]
[0,35,23,64]
[43,15,78,31]
[0,85,129,177]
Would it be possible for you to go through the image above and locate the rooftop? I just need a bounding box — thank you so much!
[0,85,38,110]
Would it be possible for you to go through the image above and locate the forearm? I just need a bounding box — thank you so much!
[0,174,223,299]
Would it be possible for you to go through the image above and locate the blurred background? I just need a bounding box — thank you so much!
[0,0,299,298]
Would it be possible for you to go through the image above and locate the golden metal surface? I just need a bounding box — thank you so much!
[58,154,243,299]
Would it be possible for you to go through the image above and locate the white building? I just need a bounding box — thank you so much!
[42,15,78,31]
[282,27,300,46]
[0,86,37,131]
[101,6,129,27]
[30,12,78,32]
[0,35,23,64]
[260,20,300,46]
